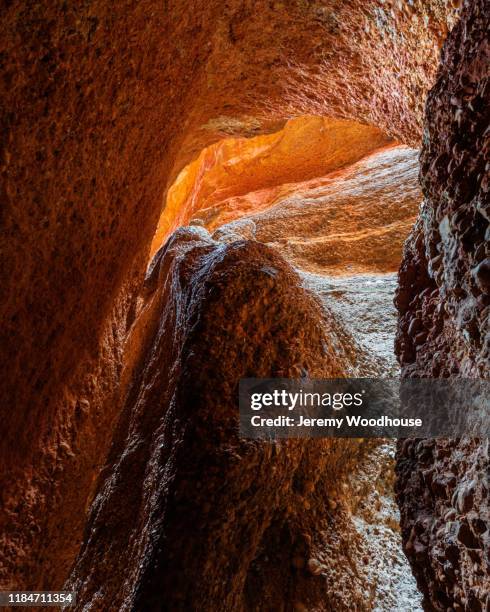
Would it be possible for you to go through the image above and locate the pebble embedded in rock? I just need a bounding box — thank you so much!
[307,558,323,576]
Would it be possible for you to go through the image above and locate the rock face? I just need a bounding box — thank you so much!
[0,0,480,610]
[0,0,455,591]
[173,143,420,273]
[66,227,374,611]
[150,117,392,254]
[210,143,422,378]
[395,1,490,609]
[396,438,489,612]
[236,145,420,276]
[66,122,426,608]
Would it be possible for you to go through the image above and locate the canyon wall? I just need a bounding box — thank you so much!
[64,135,425,609]
[209,144,420,276]
[395,0,490,609]
[0,0,468,602]
[149,117,393,254]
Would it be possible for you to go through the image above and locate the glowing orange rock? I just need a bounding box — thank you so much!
[150,116,392,257]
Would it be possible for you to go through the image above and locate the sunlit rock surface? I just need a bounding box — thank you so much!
[395,1,490,609]
[176,145,420,274]
[234,145,420,275]
[150,117,392,256]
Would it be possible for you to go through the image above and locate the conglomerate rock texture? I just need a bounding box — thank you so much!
[3,1,486,610]
[0,0,458,593]
[66,227,375,611]
[395,0,490,609]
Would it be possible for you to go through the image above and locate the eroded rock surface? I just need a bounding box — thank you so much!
[303,273,400,377]
[0,0,477,604]
[247,145,420,276]
[0,0,455,590]
[194,145,421,276]
[395,1,490,609]
[304,272,422,611]
[67,227,376,611]
[203,144,421,380]
[197,134,422,608]
[150,117,392,255]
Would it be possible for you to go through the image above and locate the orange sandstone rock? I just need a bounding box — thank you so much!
[150,117,392,256]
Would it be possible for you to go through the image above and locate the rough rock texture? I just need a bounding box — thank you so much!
[303,273,401,378]
[230,145,421,275]
[209,143,422,375]
[0,0,459,596]
[395,1,490,609]
[67,131,426,607]
[66,227,375,611]
[220,139,423,608]
[150,117,392,254]
[184,144,420,276]
[397,438,489,612]
[347,442,423,611]
[302,268,422,609]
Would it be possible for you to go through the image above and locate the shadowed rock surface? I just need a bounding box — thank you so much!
[1,0,487,609]
[0,0,456,591]
[395,1,490,609]
[66,227,377,611]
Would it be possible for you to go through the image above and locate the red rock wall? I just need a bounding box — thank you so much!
[395,0,490,608]
[0,0,456,595]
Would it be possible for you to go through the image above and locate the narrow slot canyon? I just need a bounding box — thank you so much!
[0,1,488,611]
[146,129,423,611]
